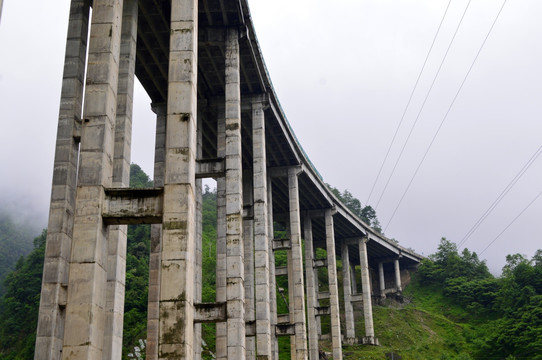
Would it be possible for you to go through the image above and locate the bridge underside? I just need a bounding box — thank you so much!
[35,0,422,359]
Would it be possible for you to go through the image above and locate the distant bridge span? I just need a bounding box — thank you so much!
[35,0,422,359]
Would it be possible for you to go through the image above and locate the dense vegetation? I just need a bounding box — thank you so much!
[1,166,541,359]
[0,213,37,296]
[327,184,383,233]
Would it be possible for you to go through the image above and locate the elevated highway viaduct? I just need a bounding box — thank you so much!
[35,0,423,359]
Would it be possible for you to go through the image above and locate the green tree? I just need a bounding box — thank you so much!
[0,230,46,359]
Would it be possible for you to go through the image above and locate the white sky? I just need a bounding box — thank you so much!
[0,0,541,274]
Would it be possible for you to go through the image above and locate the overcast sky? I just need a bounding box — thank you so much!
[0,0,540,274]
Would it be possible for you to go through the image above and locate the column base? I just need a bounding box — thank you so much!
[362,336,380,346]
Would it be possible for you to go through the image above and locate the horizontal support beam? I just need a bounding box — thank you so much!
[102,188,163,225]
[277,314,289,324]
[268,165,302,178]
[314,306,330,317]
[273,238,291,250]
[196,158,224,178]
[313,259,327,268]
[275,266,288,276]
[317,292,330,301]
[350,294,363,303]
[194,302,227,323]
[275,324,295,336]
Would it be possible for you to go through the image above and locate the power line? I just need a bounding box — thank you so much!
[384,0,508,232]
[457,144,542,248]
[479,190,542,256]
[365,0,453,207]
[374,0,473,211]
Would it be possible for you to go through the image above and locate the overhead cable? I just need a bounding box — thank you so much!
[479,190,542,256]
[374,0,473,211]
[365,0,453,207]
[383,0,508,232]
[458,144,542,248]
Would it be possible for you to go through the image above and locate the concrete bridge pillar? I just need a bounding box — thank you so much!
[252,97,273,360]
[61,0,125,358]
[378,261,386,298]
[341,243,356,344]
[243,173,255,360]
[35,1,90,358]
[216,105,227,360]
[394,259,402,292]
[194,106,204,360]
[103,1,138,358]
[267,174,279,360]
[158,0,199,357]
[146,102,166,360]
[359,237,379,346]
[224,26,246,360]
[303,216,319,360]
[288,167,308,360]
[325,209,343,359]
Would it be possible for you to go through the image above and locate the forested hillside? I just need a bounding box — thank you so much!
[0,213,38,296]
[1,165,541,359]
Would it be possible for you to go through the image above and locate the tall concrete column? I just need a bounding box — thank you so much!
[147,103,166,360]
[243,174,255,360]
[288,167,308,360]
[252,97,272,359]
[324,209,342,359]
[104,1,138,358]
[159,0,198,357]
[341,243,356,344]
[359,237,378,345]
[267,175,279,360]
[394,259,402,292]
[194,107,204,360]
[35,1,90,359]
[303,216,319,360]
[215,105,227,360]
[378,262,385,297]
[225,27,246,360]
[61,0,124,358]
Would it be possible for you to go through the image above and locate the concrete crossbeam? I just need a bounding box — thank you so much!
[102,188,163,224]
[196,158,225,178]
[193,303,227,323]
[275,324,296,337]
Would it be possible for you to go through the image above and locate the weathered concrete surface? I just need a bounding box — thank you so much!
[61,0,124,358]
[359,237,379,346]
[341,243,356,344]
[103,1,138,357]
[147,102,166,360]
[303,216,319,360]
[288,167,308,360]
[252,97,273,360]
[35,1,90,359]
[267,175,279,360]
[225,26,246,360]
[158,0,198,358]
[102,188,163,224]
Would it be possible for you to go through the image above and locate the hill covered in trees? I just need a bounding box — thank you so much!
[0,165,541,359]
